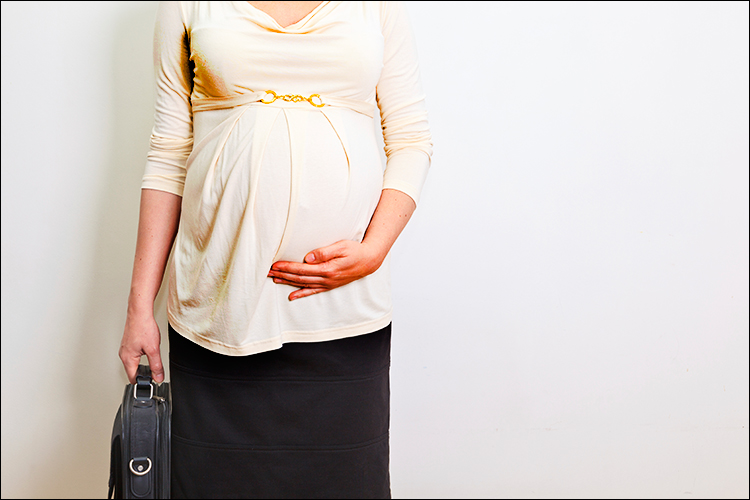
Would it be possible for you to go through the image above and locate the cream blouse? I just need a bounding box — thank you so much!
[142,1,432,355]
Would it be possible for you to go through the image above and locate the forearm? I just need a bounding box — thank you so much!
[361,188,417,268]
[127,188,182,315]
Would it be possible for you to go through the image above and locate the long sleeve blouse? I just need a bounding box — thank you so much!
[142,1,432,355]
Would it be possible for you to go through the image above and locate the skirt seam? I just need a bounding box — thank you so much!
[169,359,390,383]
[171,431,389,452]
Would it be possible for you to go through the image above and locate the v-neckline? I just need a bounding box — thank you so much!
[244,1,329,30]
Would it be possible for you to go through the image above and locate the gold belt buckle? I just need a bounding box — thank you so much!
[260,90,325,108]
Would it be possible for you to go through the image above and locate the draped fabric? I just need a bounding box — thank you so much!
[142,2,432,355]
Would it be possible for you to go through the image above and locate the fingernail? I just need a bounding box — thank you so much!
[306,254,315,263]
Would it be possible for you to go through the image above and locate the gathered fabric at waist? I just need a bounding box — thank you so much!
[191,91,376,118]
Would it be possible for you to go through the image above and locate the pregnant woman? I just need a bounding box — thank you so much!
[119,1,432,497]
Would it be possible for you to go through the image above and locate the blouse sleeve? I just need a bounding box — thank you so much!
[141,1,194,197]
[376,1,433,206]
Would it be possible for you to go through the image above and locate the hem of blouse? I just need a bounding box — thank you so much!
[167,310,393,357]
[140,182,185,198]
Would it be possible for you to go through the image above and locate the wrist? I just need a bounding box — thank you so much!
[360,239,388,274]
[127,292,155,317]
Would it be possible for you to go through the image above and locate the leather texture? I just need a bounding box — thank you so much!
[109,365,171,499]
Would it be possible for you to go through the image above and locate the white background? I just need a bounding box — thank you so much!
[1,1,748,498]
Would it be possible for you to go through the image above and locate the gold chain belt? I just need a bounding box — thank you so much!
[259,90,325,108]
[191,91,375,118]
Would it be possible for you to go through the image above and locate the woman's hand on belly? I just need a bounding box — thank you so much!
[269,189,418,301]
[267,240,383,301]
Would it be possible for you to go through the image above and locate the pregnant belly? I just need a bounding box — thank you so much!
[182,106,383,274]
[268,109,383,263]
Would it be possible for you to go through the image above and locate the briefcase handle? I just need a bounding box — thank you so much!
[134,365,154,400]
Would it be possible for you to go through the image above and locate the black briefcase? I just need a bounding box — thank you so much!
[109,364,171,499]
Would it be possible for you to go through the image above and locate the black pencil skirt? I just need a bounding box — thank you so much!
[168,322,392,499]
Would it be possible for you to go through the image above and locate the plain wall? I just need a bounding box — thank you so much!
[1,1,747,498]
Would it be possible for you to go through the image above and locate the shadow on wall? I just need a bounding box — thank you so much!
[30,4,171,498]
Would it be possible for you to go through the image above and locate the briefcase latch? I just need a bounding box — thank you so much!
[133,379,154,401]
[129,457,152,476]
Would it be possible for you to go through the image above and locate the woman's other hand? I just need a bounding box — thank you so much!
[269,189,417,301]
[268,240,384,301]
[119,310,165,385]
[118,189,181,384]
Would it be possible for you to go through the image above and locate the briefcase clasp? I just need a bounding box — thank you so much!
[129,457,152,476]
